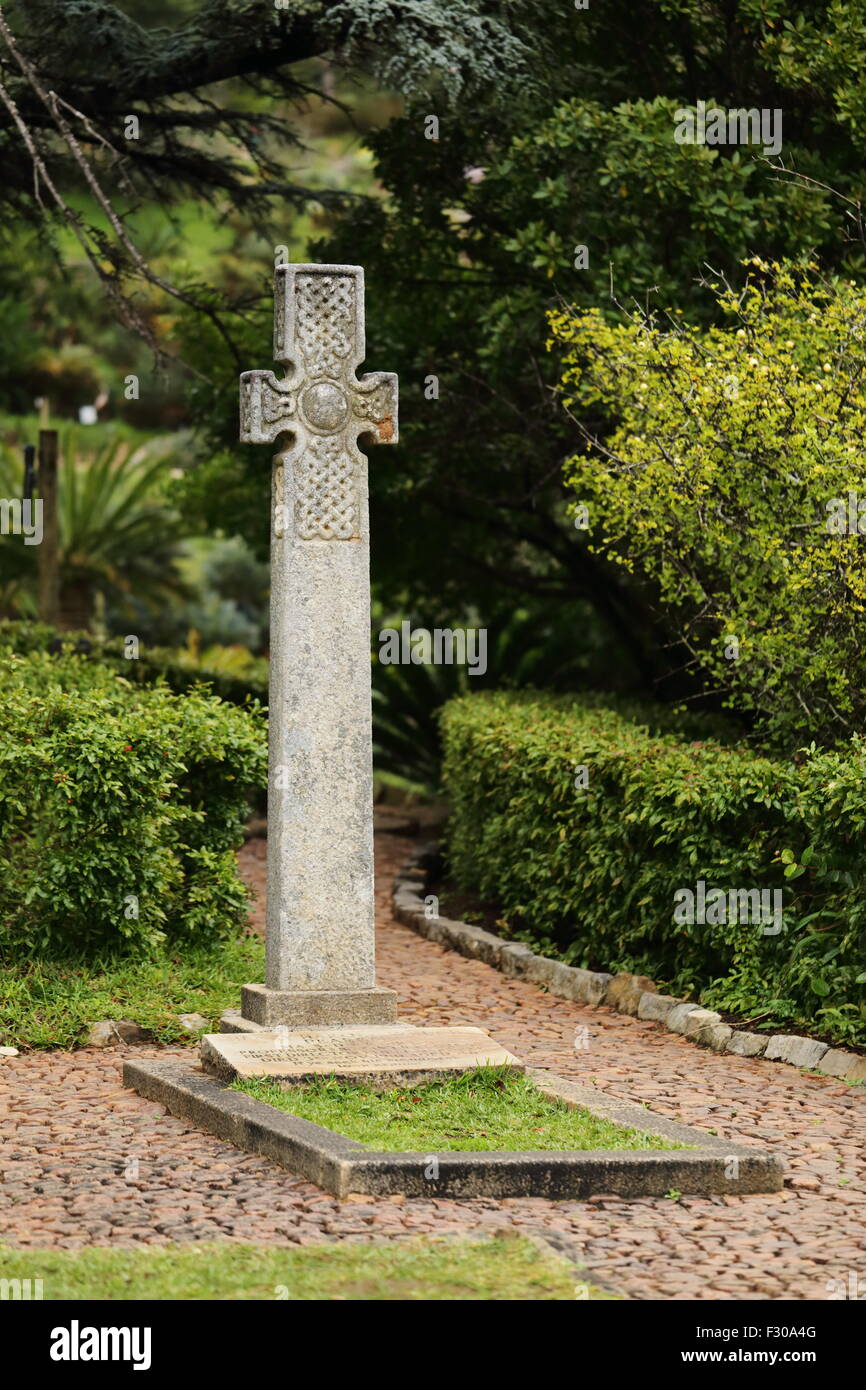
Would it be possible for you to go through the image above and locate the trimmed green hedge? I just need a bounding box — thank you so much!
[440,691,866,1044]
[0,621,268,707]
[0,650,267,955]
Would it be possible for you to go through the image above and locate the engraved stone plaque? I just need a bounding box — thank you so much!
[201,1026,523,1083]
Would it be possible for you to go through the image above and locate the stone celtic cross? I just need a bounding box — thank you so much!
[238,264,399,1028]
[240,264,397,540]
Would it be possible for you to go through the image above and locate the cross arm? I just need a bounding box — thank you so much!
[240,370,298,446]
[352,372,399,447]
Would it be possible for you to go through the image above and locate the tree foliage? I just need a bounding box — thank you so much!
[0,427,187,627]
[0,0,535,223]
[7,2,866,707]
[308,0,866,692]
[0,0,538,372]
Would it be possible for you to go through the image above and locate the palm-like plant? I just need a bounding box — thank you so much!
[0,427,188,629]
[371,602,613,793]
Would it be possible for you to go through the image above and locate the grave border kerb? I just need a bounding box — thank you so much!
[123,1056,784,1200]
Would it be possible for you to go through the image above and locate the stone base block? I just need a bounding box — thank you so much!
[241,983,397,1028]
[220,1009,265,1035]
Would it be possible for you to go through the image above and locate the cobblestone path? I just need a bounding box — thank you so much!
[1,828,862,1300]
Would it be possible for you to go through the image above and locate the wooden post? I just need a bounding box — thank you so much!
[22,444,36,501]
[37,429,59,626]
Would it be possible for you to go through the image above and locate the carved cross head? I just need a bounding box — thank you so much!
[240,263,398,541]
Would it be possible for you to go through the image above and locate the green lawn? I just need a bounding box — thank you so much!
[0,936,264,1049]
[234,1067,684,1152]
[0,1236,615,1301]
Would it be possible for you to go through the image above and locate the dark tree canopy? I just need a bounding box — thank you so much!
[0,0,537,221]
[5,0,866,710]
[313,1,866,696]
[0,0,546,375]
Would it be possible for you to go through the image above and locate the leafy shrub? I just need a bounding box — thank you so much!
[2,604,633,795]
[371,601,640,793]
[441,691,866,1043]
[0,621,269,706]
[551,261,866,748]
[0,650,267,956]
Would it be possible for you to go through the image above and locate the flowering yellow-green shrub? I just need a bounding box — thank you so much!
[441,691,866,1044]
[550,261,866,746]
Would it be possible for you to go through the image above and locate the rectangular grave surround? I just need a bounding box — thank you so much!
[200,1025,523,1084]
[124,1057,786,1200]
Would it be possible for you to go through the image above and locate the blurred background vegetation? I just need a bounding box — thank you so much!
[4,3,866,1033]
[2,1,866,780]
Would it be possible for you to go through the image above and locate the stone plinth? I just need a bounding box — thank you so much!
[240,983,397,1028]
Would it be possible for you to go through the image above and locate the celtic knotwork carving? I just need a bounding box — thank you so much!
[352,379,394,425]
[240,372,296,444]
[295,437,357,541]
[295,274,354,377]
[240,380,253,438]
[260,378,296,430]
[274,286,286,358]
[241,265,397,541]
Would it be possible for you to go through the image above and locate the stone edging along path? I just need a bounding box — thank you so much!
[392,844,866,1086]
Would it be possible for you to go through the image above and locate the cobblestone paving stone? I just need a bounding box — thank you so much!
[0,827,863,1301]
